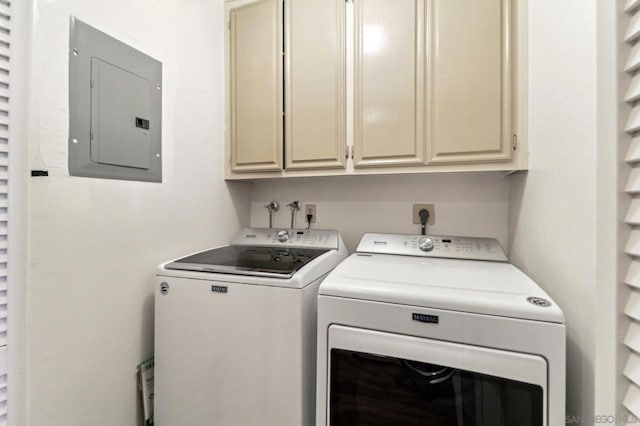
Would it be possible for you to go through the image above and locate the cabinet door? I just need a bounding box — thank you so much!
[427,0,512,164]
[229,0,283,172]
[353,0,426,168]
[285,0,346,170]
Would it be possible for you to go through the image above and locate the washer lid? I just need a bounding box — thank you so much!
[319,253,565,324]
[165,246,330,279]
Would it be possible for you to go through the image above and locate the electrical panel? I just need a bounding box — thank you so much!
[69,17,162,182]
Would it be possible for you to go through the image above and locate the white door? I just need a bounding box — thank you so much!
[326,325,548,425]
[4,0,26,423]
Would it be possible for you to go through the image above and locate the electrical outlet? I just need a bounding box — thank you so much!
[412,204,435,225]
[305,204,317,223]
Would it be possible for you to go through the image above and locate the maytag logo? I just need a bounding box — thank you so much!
[412,313,439,324]
[245,234,257,238]
[373,241,388,245]
[211,285,228,293]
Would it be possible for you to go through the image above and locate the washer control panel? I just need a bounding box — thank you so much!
[357,233,507,262]
[231,228,340,249]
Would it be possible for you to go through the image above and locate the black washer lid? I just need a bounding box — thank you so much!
[165,245,329,279]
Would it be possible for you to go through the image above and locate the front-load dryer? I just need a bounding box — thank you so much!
[316,233,565,426]
[155,228,347,426]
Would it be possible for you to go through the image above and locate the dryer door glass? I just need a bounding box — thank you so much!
[330,349,543,426]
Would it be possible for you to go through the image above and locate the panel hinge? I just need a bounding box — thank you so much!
[90,132,94,141]
[90,79,95,88]
[512,134,518,151]
[345,146,354,159]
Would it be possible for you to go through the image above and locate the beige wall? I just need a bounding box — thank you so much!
[26,1,249,425]
[249,173,510,253]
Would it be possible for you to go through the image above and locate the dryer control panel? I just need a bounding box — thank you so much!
[356,233,508,262]
[231,228,340,250]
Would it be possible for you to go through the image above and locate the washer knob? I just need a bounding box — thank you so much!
[418,237,435,252]
[277,230,289,242]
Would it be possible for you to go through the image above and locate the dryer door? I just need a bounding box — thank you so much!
[326,325,547,426]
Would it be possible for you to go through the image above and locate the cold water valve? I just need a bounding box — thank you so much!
[264,201,280,229]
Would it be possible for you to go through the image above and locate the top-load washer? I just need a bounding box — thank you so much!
[316,233,565,426]
[155,228,347,426]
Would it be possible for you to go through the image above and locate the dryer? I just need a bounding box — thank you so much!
[316,233,565,426]
[155,228,347,426]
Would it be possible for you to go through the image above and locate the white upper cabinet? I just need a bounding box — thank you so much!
[354,0,512,167]
[353,0,426,168]
[285,0,346,170]
[229,0,283,172]
[427,0,512,164]
[225,0,523,179]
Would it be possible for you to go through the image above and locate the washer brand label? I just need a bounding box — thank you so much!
[412,313,439,324]
[211,285,228,293]
[373,241,388,245]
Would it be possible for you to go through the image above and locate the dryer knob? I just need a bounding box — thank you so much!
[418,237,435,252]
[277,230,289,242]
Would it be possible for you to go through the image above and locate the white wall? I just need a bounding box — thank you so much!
[10,1,32,425]
[26,1,249,425]
[509,0,598,420]
[595,0,625,418]
[250,173,510,252]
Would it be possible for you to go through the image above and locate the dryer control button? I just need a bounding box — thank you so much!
[418,237,435,252]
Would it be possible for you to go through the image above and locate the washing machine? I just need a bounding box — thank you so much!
[316,233,565,426]
[155,228,347,426]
